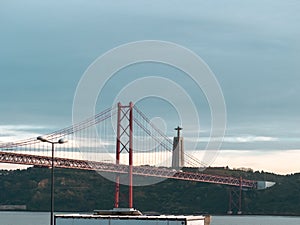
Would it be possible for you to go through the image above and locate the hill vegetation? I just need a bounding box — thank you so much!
[0,166,299,215]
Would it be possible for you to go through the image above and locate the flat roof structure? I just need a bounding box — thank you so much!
[55,208,210,225]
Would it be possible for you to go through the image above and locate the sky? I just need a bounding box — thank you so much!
[0,0,300,174]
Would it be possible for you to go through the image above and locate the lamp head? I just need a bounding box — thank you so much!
[37,136,48,142]
[58,138,68,144]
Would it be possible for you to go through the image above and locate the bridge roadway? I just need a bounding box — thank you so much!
[0,151,257,189]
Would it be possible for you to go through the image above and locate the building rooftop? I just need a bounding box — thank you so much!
[56,208,206,221]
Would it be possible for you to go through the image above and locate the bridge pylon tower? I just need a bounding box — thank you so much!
[227,177,243,214]
[114,102,134,209]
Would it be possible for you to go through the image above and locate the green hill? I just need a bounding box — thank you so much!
[0,166,299,215]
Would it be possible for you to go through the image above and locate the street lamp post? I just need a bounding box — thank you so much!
[37,136,68,225]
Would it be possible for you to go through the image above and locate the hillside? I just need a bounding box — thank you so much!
[0,166,299,215]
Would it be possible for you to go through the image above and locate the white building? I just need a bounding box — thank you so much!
[55,208,211,225]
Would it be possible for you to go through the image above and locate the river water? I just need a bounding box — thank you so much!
[0,211,300,225]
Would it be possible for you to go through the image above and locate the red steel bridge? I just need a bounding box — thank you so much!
[0,102,268,212]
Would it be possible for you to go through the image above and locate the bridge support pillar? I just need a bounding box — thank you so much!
[114,103,121,208]
[227,177,243,214]
[114,102,134,209]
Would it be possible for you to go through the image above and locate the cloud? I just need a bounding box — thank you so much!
[184,135,278,144]
[224,136,278,143]
[0,125,50,143]
[211,149,300,175]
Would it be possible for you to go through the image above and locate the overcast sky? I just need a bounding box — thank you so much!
[1,0,300,173]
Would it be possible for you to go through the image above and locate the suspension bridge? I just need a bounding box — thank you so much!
[0,102,272,213]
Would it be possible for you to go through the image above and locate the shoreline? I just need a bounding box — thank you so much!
[1,210,300,217]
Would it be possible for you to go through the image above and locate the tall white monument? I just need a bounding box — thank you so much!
[172,126,184,169]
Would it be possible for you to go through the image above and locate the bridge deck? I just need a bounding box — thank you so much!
[0,151,257,189]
